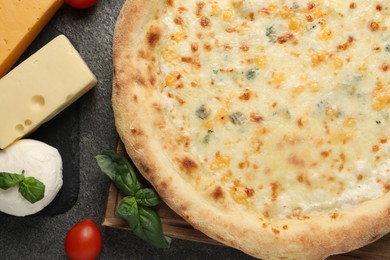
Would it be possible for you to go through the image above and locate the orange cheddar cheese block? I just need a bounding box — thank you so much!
[0,0,63,78]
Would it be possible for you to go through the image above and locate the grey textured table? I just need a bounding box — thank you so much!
[0,1,251,259]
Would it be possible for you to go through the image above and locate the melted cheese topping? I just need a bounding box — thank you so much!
[157,0,390,220]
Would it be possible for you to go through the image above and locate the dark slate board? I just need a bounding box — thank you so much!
[1,25,80,216]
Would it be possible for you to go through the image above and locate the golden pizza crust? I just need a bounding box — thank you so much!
[112,0,390,259]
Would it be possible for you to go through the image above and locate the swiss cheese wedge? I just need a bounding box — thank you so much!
[0,35,97,149]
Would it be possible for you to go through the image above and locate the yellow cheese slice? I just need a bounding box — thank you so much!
[0,0,63,78]
[0,35,97,149]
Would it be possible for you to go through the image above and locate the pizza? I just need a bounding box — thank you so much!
[112,0,390,259]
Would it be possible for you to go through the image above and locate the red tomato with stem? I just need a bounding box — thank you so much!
[64,219,103,260]
[64,0,97,9]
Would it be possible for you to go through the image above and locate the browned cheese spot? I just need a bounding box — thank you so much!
[249,113,264,123]
[200,16,211,27]
[196,1,205,17]
[133,73,146,87]
[297,118,304,128]
[337,36,354,51]
[181,57,201,69]
[178,204,188,212]
[174,16,184,25]
[166,0,174,7]
[146,26,162,49]
[149,75,157,86]
[288,154,306,168]
[369,21,380,32]
[271,182,279,201]
[180,157,199,175]
[191,43,199,52]
[152,102,162,112]
[307,3,316,10]
[384,182,390,192]
[160,181,168,190]
[329,212,340,219]
[137,49,147,59]
[212,186,225,200]
[139,161,152,175]
[382,63,389,72]
[320,150,330,158]
[239,90,251,101]
[245,187,255,197]
[203,43,212,51]
[239,42,249,52]
[297,173,311,186]
[130,128,144,136]
[277,33,295,44]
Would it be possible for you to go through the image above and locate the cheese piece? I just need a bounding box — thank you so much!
[0,35,97,149]
[0,139,63,217]
[0,0,63,78]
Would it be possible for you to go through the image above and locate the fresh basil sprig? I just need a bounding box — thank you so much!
[0,171,45,204]
[96,151,171,249]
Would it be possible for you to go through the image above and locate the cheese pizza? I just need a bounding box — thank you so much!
[112,0,390,258]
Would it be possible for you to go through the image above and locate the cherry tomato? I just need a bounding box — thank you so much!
[64,219,103,260]
[64,0,97,9]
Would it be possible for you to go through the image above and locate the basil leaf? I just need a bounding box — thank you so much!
[96,151,141,196]
[95,152,117,180]
[113,170,141,197]
[138,206,171,248]
[116,196,171,249]
[116,196,143,235]
[135,188,160,207]
[18,177,45,204]
[0,172,25,190]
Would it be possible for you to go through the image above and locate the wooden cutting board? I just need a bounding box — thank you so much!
[102,139,390,259]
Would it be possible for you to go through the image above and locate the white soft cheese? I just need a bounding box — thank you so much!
[0,139,63,216]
